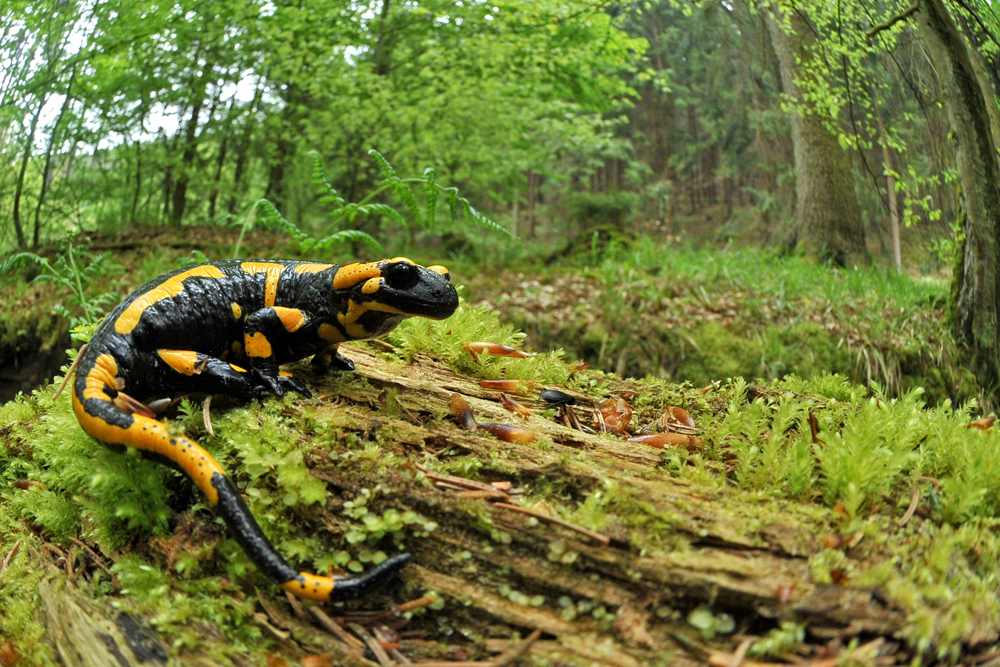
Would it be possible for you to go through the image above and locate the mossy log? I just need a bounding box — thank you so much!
[1,344,982,666]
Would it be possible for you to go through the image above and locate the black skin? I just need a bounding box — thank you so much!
[72,258,458,602]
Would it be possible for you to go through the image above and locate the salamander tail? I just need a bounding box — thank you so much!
[212,471,410,602]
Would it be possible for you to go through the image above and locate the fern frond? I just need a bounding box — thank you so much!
[394,183,424,228]
[309,151,339,199]
[311,229,384,253]
[360,203,409,229]
[1,252,48,274]
[461,199,509,235]
[423,168,438,231]
[256,198,308,242]
[368,149,397,181]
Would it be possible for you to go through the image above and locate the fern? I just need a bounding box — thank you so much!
[234,149,508,259]
[1,244,120,327]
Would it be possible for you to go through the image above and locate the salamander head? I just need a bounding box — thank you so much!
[331,258,459,336]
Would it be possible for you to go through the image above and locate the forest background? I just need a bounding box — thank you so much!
[3,0,1000,402]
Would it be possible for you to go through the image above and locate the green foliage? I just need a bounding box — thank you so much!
[234,150,507,258]
[1,244,120,327]
[385,298,571,385]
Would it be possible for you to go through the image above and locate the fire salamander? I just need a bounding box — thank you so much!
[72,258,458,601]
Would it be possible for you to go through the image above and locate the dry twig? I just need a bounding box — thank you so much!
[203,395,214,436]
[493,503,610,545]
[349,622,395,667]
[309,607,367,652]
[897,486,921,527]
[52,344,86,400]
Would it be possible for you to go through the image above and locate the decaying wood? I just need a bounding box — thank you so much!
[21,343,920,664]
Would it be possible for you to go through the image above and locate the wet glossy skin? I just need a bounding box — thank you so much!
[72,257,458,601]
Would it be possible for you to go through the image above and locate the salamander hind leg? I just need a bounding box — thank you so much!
[312,345,355,373]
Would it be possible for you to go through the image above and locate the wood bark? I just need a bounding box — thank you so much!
[767,10,868,266]
[916,0,1000,397]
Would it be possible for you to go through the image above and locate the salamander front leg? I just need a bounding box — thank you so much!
[243,308,312,398]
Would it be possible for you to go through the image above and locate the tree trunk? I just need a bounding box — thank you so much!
[170,79,212,226]
[208,97,237,220]
[916,0,1000,397]
[767,9,867,266]
[32,68,75,249]
[227,82,265,215]
[12,96,47,249]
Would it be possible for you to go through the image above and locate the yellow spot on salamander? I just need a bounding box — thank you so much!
[318,323,346,343]
[294,262,333,274]
[157,350,201,376]
[337,299,406,339]
[231,302,242,319]
[115,265,226,334]
[82,354,119,400]
[273,307,305,333]
[241,262,285,308]
[427,265,449,275]
[361,277,381,294]
[245,332,272,358]
[279,370,293,378]
[389,257,415,264]
[333,262,382,290]
[281,573,335,601]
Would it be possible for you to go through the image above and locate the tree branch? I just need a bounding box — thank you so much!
[866,2,920,39]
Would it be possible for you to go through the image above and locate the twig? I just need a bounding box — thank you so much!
[253,612,290,641]
[349,622,395,667]
[52,344,86,400]
[594,407,607,433]
[415,463,510,500]
[729,638,753,667]
[0,540,22,582]
[363,595,439,625]
[373,626,411,665]
[917,475,941,489]
[203,395,214,436]
[491,628,541,667]
[309,606,367,651]
[493,503,611,545]
[897,486,921,527]
[283,590,307,620]
[68,536,113,575]
[866,1,919,39]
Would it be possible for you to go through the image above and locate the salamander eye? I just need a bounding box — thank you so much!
[383,261,419,290]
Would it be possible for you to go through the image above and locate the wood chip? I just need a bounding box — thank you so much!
[493,503,611,545]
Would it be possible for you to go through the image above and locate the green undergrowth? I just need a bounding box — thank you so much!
[473,236,977,408]
[634,372,1000,656]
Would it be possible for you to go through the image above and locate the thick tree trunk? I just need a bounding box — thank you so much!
[767,10,868,267]
[916,0,1000,397]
